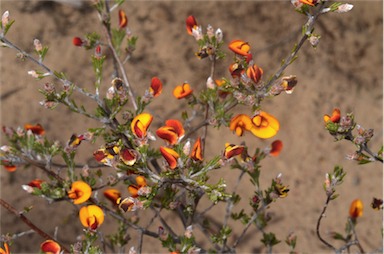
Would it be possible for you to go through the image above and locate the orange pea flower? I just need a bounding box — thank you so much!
[156,119,185,145]
[299,0,317,6]
[104,188,121,204]
[250,111,280,139]
[128,175,147,198]
[119,9,128,28]
[67,134,86,149]
[28,179,44,189]
[68,181,92,205]
[2,160,16,172]
[228,40,251,57]
[24,123,45,135]
[0,242,10,254]
[160,146,179,169]
[79,205,104,230]
[246,64,263,84]
[224,143,245,159]
[269,140,283,156]
[131,113,153,139]
[190,137,203,161]
[349,199,363,219]
[149,76,163,97]
[173,82,193,99]
[119,148,137,166]
[40,240,61,254]
[229,114,254,136]
[323,108,341,124]
[186,15,198,35]
[72,37,84,47]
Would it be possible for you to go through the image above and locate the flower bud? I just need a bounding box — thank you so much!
[335,4,353,13]
[34,39,43,52]
[215,28,223,43]
[2,10,9,27]
[206,76,215,89]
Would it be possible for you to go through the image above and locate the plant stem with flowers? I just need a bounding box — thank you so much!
[0,1,381,253]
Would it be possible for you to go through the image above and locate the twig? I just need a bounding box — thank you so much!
[0,198,71,253]
[316,194,337,251]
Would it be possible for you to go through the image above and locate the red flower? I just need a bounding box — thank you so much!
[24,123,45,135]
[269,140,283,156]
[131,113,153,139]
[41,240,60,254]
[28,179,44,189]
[72,37,84,47]
[150,76,163,97]
[186,15,198,35]
[224,143,245,159]
[156,119,185,145]
[104,188,121,204]
[119,10,128,28]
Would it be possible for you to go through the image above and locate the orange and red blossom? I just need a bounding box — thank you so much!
[149,76,163,97]
[40,240,60,254]
[246,64,263,84]
[24,123,45,135]
[2,161,16,172]
[0,242,9,254]
[349,199,363,219]
[173,82,193,99]
[28,179,44,189]
[229,39,251,57]
[68,181,92,205]
[269,140,283,156]
[224,143,245,159]
[156,119,185,145]
[190,137,203,161]
[229,114,254,136]
[79,205,104,230]
[118,9,128,28]
[186,15,198,35]
[104,188,121,204]
[131,113,153,139]
[160,146,179,169]
[128,175,148,197]
[250,111,280,139]
[324,108,341,124]
[299,0,317,6]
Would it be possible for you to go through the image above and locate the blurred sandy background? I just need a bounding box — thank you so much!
[0,1,382,253]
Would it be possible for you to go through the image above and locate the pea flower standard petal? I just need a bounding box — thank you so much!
[160,146,180,170]
[229,114,254,137]
[119,148,138,166]
[246,64,263,84]
[349,199,363,219]
[40,240,60,254]
[68,181,92,205]
[79,205,104,230]
[131,113,153,139]
[269,140,283,157]
[190,137,203,161]
[173,82,193,99]
[250,111,280,139]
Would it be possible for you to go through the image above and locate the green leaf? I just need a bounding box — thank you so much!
[261,232,280,247]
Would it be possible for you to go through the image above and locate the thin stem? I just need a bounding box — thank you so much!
[316,194,337,251]
[265,3,326,90]
[0,198,71,253]
[347,217,365,253]
[361,143,383,163]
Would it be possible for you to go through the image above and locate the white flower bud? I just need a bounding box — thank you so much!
[2,10,9,27]
[206,76,215,89]
[33,38,43,51]
[215,28,223,43]
[335,4,353,13]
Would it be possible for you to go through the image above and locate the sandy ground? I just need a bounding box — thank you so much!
[0,1,383,253]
